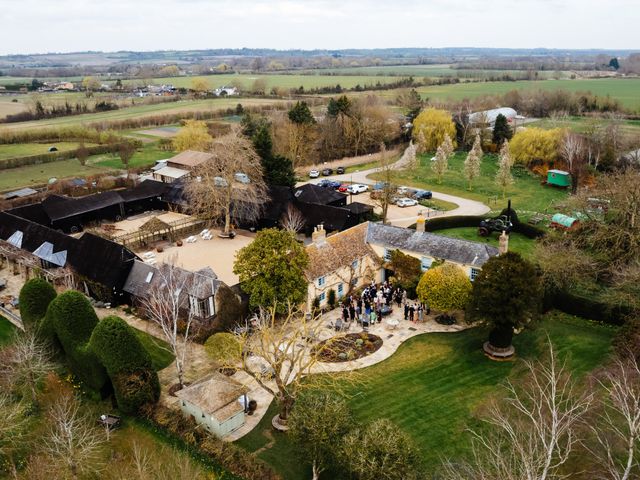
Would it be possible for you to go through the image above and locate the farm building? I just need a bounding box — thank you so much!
[165,150,213,170]
[468,107,523,127]
[0,211,137,302]
[546,169,571,188]
[123,260,224,324]
[175,373,248,438]
[152,166,190,184]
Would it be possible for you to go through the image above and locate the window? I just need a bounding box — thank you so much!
[319,292,326,302]
[351,277,358,286]
[470,268,481,281]
[317,276,325,287]
[189,295,215,318]
[352,259,358,270]
[337,283,344,296]
[384,249,392,261]
[421,257,433,272]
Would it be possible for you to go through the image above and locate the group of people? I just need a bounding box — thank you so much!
[336,280,429,330]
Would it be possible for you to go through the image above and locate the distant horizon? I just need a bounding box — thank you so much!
[1,0,638,56]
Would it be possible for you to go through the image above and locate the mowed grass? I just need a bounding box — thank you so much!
[434,227,537,259]
[415,78,640,111]
[132,327,174,371]
[238,312,616,478]
[371,152,567,214]
[0,141,96,161]
[0,158,110,191]
[91,141,174,169]
[529,115,640,135]
[0,316,17,345]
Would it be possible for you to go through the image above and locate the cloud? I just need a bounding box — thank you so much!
[0,0,638,54]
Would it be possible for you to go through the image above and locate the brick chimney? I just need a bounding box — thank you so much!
[499,230,509,254]
[312,224,326,246]
[416,212,426,233]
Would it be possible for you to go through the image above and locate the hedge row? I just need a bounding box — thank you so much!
[544,290,631,326]
[0,126,117,145]
[18,277,57,331]
[421,214,546,239]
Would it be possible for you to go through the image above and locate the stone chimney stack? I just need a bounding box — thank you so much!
[416,212,426,233]
[312,224,326,245]
[499,230,509,255]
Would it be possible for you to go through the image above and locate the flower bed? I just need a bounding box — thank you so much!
[314,332,383,363]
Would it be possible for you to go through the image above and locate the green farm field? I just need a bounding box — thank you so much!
[0,141,96,160]
[0,97,282,131]
[120,73,409,91]
[414,78,640,111]
[238,312,616,478]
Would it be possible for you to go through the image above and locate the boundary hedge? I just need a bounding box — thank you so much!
[544,290,630,326]
[0,143,130,170]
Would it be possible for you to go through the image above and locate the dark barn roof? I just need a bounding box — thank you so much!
[344,202,373,215]
[7,202,52,227]
[0,211,137,293]
[293,184,346,206]
[366,223,499,267]
[119,180,168,203]
[41,191,123,222]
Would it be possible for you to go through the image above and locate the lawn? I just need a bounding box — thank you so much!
[132,327,174,371]
[0,158,111,191]
[0,141,96,161]
[434,227,537,259]
[237,311,616,478]
[0,316,17,345]
[415,78,640,111]
[419,197,458,211]
[371,152,567,214]
[91,141,174,170]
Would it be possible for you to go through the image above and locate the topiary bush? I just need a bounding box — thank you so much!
[46,290,108,391]
[19,277,57,332]
[89,315,159,413]
[327,289,337,309]
[416,263,472,312]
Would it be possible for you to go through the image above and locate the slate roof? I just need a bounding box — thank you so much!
[366,223,499,267]
[344,202,373,215]
[0,212,137,291]
[175,372,246,422]
[123,260,221,300]
[293,184,346,206]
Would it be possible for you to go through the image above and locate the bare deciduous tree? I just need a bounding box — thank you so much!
[280,204,306,234]
[589,355,640,480]
[371,143,397,224]
[0,394,30,476]
[186,128,268,235]
[43,394,106,479]
[138,261,201,389]
[463,134,483,191]
[495,141,514,198]
[206,304,338,424]
[0,331,55,402]
[561,132,586,194]
[442,341,592,480]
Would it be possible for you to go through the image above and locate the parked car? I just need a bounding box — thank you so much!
[309,169,320,178]
[328,180,342,189]
[318,179,333,188]
[413,189,433,200]
[396,197,418,207]
[213,176,228,187]
[347,184,368,194]
[336,166,345,174]
[397,186,417,196]
[234,172,250,184]
[321,168,334,176]
[338,183,350,192]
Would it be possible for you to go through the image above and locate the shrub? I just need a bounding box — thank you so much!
[18,277,56,331]
[417,263,472,312]
[327,289,337,309]
[509,127,563,168]
[45,290,108,391]
[89,315,159,412]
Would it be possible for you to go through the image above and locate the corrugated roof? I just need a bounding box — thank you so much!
[166,150,213,168]
[3,187,38,200]
[41,191,124,221]
[154,166,189,179]
[293,184,346,206]
[366,222,499,267]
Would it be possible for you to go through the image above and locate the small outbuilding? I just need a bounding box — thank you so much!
[175,373,248,438]
[546,169,571,188]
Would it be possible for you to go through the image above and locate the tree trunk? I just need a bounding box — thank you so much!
[312,460,320,480]
[279,395,295,422]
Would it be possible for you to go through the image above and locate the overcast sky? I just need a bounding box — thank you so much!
[1,0,638,55]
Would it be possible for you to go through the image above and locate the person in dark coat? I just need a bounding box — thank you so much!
[404,303,409,320]
[409,304,416,322]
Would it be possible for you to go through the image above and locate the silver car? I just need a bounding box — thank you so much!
[396,197,418,207]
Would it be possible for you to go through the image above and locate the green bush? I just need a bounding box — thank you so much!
[423,215,484,231]
[90,315,159,413]
[327,289,337,309]
[46,291,108,391]
[18,277,57,331]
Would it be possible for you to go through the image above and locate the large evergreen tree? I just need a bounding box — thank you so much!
[251,122,295,187]
[467,252,542,351]
[288,101,315,125]
[492,113,513,145]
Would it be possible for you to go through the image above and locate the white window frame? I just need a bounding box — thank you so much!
[317,276,325,287]
[319,292,326,302]
[470,268,481,281]
[384,249,392,262]
[421,256,433,272]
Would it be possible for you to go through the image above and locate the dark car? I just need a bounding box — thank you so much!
[317,179,333,188]
[336,166,345,174]
[413,190,433,200]
[321,168,334,176]
[328,180,342,189]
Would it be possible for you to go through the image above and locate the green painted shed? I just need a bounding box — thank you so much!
[551,213,579,230]
[547,169,571,188]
